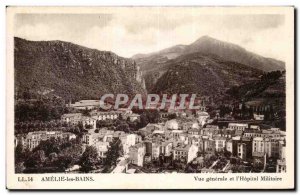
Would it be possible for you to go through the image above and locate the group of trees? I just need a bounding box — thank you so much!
[103,138,123,171]
[136,110,160,129]
[226,71,284,101]
[95,118,134,133]
[16,138,83,173]
[15,136,124,173]
[218,103,276,121]
[79,146,99,172]
[260,70,284,82]
[15,96,67,122]
[15,121,84,136]
[15,95,72,135]
[15,138,82,173]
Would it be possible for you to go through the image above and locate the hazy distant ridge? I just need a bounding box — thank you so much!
[133,36,285,72]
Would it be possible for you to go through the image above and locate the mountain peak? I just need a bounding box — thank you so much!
[191,35,241,49]
[198,35,214,40]
[133,34,285,72]
[192,35,217,44]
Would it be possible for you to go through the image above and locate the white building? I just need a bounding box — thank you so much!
[21,131,76,150]
[120,134,136,155]
[151,142,160,159]
[188,128,201,138]
[160,142,173,157]
[252,137,280,158]
[253,114,264,121]
[67,100,102,110]
[250,125,261,130]
[252,137,265,157]
[170,128,186,144]
[214,136,227,152]
[94,141,110,158]
[127,113,140,122]
[165,119,179,130]
[226,140,233,153]
[61,113,82,123]
[237,143,247,159]
[61,113,96,130]
[228,123,248,131]
[129,143,146,167]
[173,144,199,163]
[81,116,97,130]
[244,129,262,138]
[262,128,281,138]
[91,111,120,121]
[197,112,210,127]
[277,140,286,173]
[82,129,114,145]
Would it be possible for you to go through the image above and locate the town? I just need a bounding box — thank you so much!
[14,98,286,174]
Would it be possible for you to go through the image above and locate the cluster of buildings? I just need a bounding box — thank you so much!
[124,119,286,173]
[61,108,140,130]
[67,100,102,110]
[82,128,143,160]
[14,103,287,173]
[62,113,97,129]
[15,131,76,150]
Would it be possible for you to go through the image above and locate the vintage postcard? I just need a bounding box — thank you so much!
[6,7,294,190]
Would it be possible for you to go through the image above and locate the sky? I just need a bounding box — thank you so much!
[14,9,286,61]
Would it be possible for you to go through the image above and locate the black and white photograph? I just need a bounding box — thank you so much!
[6,6,295,190]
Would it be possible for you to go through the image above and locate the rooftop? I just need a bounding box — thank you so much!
[228,123,248,127]
[244,129,261,133]
[197,111,209,116]
[62,113,82,118]
[174,144,190,151]
[69,100,102,107]
[253,137,264,141]
[91,111,121,116]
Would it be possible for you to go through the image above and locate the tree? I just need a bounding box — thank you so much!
[241,103,247,118]
[78,122,84,131]
[249,107,254,119]
[137,114,149,129]
[85,124,93,129]
[33,137,61,156]
[15,97,66,122]
[104,138,122,168]
[79,146,99,172]
[48,152,58,162]
[15,143,25,163]
[82,107,90,116]
[147,110,160,123]
[15,162,25,173]
[24,150,46,169]
[56,144,82,170]
[116,122,130,133]
[219,105,231,118]
[269,105,274,120]
[224,150,232,159]
[168,113,177,120]
[253,161,264,172]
